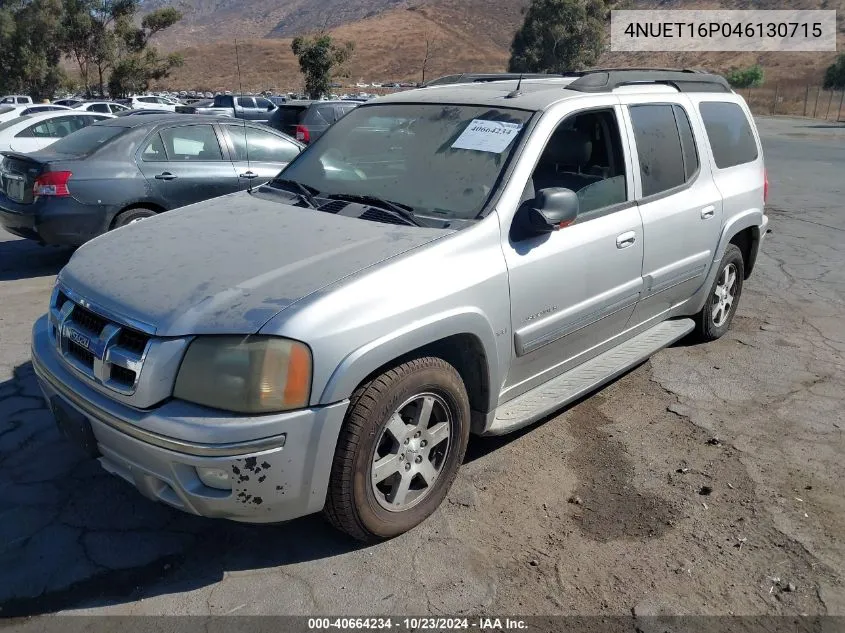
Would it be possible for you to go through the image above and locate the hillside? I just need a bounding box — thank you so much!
[147,0,844,92]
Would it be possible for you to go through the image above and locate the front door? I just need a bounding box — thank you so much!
[137,123,239,209]
[500,103,644,403]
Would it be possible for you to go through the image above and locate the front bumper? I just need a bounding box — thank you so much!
[32,316,349,523]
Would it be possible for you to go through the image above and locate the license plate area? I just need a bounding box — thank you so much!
[50,396,100,458]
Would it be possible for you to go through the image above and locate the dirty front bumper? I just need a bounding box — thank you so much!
[31,315,348,523]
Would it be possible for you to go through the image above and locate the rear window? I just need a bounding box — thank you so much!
[277,105,307,126]
[47,125,126,155]
[699,102,758,169]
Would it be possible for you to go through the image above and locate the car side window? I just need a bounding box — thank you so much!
[141,132,167,161]
[90,103,110,114]
[674,105,699,182]
[236,97,256,108]
[109,104,125,113]
[255,97,273,110]
[698,101,758,169]
[226,125,300,163]
[629,104,687,198]
[528,108,628,219]
[159,125,223,161]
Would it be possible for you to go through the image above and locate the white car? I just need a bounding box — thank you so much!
[72,101,131,114]
[0,110,114,154]
[0,104,73,124]
[0,95,33,105]
[125,96,177,111]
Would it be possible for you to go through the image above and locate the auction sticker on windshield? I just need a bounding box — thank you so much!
[451,120,523,153]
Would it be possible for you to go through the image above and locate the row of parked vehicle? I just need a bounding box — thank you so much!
[0,93,372,244]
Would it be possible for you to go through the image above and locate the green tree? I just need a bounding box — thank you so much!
[291,33,354,99]
[61,0,182,96]
[0,0,66,99]
[823,53,845,89]
[109,49,183,97]
[725,64,764,89]
[508,0,613,73]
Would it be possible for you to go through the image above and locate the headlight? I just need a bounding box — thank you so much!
[173,336,312,414]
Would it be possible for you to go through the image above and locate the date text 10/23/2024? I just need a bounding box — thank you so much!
[307,618,529,631]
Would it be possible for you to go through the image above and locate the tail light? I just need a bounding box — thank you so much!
[763,168,769,204]
[294,125,310,143]
[33,171,72,197]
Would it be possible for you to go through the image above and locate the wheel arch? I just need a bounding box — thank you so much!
[318,311,499,423]
[109,201,166,229]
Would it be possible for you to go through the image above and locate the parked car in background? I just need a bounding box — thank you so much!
[73,101,131,114]
[53,98,84,107]
[0,95,33,105]
[0,104,72,124]
[114,109,170,117]
[122,96,177,112]
[0,111,112,153]
[175,99,214,114]
[266,99,361,144]
[197,94,277,120]
[0,115,302,245]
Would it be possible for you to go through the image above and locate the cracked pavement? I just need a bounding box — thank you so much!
[0,117,843,618]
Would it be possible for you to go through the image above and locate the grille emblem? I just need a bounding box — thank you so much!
[68,328,91,350]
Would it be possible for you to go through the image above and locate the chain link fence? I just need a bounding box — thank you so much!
[741,84,845,121]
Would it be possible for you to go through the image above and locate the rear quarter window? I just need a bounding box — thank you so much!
[698,102,758,169]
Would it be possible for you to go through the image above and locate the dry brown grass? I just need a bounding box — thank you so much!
[150,0,844,93]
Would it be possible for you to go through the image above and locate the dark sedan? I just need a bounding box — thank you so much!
[0,115,302,246]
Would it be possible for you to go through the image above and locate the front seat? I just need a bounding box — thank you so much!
[533,129,602,193]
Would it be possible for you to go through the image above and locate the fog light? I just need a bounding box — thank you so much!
[196,466,232,490]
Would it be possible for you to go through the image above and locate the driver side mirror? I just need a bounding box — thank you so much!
[525,187,579,233]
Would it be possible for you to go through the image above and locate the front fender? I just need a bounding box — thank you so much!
[318,308,501,411]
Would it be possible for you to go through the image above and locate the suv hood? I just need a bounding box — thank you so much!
[58,192,448,336]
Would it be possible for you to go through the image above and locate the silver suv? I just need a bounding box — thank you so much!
[31,69,769,541]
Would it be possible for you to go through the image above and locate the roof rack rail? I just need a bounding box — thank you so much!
[423,73,563,87]
[565,68,731,93]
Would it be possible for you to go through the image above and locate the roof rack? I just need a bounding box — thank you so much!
[423,73,563,87]
[565,68,731,93]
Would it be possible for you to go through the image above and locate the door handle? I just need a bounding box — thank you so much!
[155,172,177,181]
[616,231,636,249]
[700,205,715,219]
[239,171,258,180]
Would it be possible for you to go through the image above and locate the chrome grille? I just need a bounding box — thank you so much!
[48,285,152,395]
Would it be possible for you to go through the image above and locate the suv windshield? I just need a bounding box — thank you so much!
[279,103,533,220]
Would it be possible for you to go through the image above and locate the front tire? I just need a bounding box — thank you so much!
[324,357,470,542]
[693,243,745,342]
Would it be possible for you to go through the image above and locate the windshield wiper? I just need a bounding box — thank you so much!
[326,193,422,226]
[270,178,319,208]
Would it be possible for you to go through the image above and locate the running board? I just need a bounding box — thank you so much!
[487,318,695,436]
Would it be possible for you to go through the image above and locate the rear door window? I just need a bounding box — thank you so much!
[213,95,234,108]
[698,101,758,169]
[15,116,83,138]
[90,103,110,113]
[236,97,256,109]
[159,125,223,161]
[673,105,700,181]
[629,104,686,198]
[226,125,300,163]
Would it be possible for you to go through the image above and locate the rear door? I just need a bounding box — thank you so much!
[222,123,302,187]
[619,96,724,327]
[136,123,238,209]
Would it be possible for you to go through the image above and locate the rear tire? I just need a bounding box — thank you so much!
[324,357,470,542]
[111,207,157,229]
[693,243,744,342]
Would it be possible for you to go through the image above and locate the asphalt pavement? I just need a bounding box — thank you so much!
[0,116,843,619]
